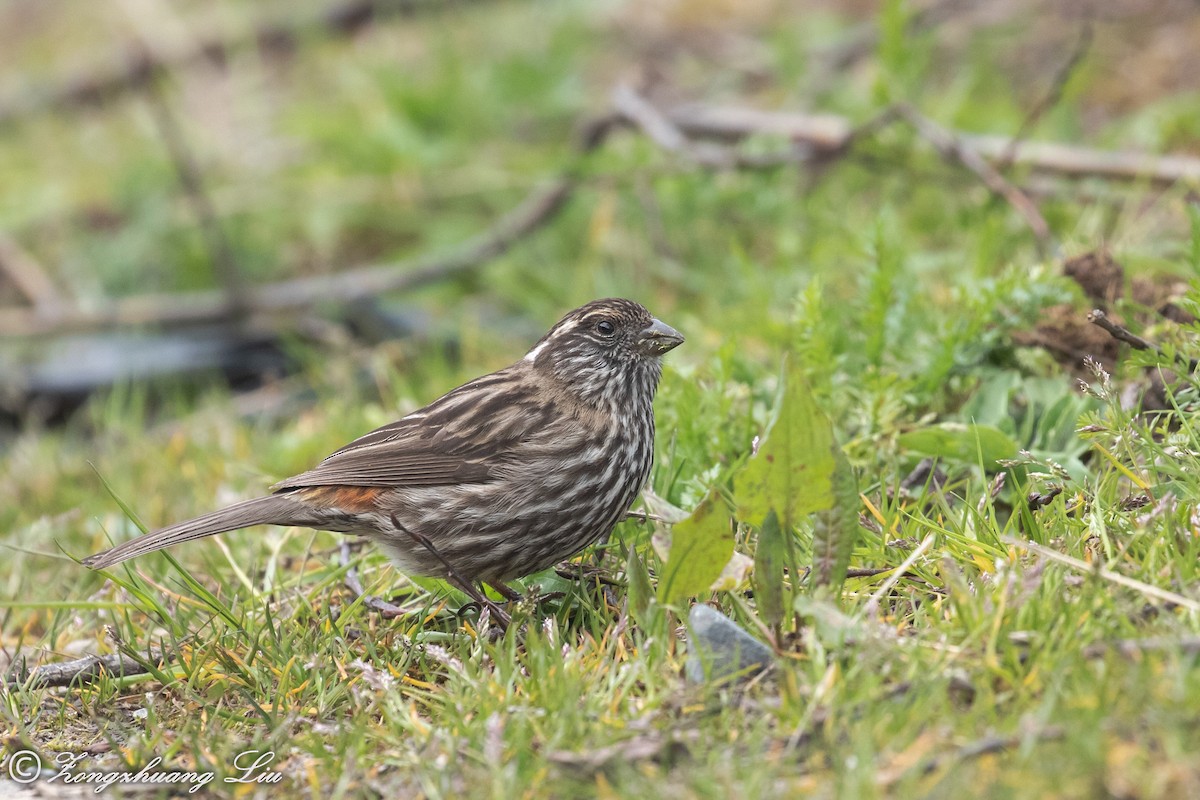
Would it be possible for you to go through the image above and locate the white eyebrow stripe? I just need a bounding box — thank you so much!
[524,317,579,361]
[524,340,549,362]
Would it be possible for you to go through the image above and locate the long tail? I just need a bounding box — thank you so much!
[83,494,315,569]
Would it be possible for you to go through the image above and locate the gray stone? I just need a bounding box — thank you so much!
[685,604,774,684]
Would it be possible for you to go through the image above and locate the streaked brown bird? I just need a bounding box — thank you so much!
[84,298,683,615]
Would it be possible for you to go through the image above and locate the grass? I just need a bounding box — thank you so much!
[3,0,1200,797]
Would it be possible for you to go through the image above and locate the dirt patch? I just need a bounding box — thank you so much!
[1015,249,1192,375]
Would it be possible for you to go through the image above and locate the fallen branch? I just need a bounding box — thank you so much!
[0,178,575,337]
[894,103,1052,252]
[7,649,171,689]
[0,0,490,127]
[1006,537,1200,612]
[810,0,984,96]
[666,103,1200,185]
[998,23,1094,167]
[1088,308,1197,372]
[548,730,696,773]
[1087,308,1158,351]
[143,79,249,321]
[917,726,1065,777]
[1084,636,1200,659]
[0,234,66,313]
[9,98,1199,341]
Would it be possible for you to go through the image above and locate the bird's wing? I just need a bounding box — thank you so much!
[271,366,549,491]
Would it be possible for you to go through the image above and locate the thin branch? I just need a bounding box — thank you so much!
[143,78,249,321]
[1084,636,1200,659]
[0,0,492,127]
[666,104,1200,185]
[667,104,853,152]
[1088,308,1197,372]
[0,178,576,337]
[612,85,733,168]
[611,85,807,170]
[998,23,1094,167]
[810,0,983,94]
[862,533,936,619]
[7,649,171,689]
[894,104,1053,252]
[917,726,1065,777]
[0,103,618,340]
[1087,308,1158,351]
[1006,537,1200,611]
[0,234,65,313]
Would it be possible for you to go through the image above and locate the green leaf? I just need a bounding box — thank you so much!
[734,367,837,528]
[811,448,861,595]
[657,492,735,606]
[626,545,653,621]
[898,423,1019,467]
[754,510,788,630]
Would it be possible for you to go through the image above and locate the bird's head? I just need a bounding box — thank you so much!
[524,298,684,409]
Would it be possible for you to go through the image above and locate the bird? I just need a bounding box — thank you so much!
[83,298,684,620]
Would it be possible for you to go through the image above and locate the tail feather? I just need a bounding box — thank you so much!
[83,495,311,569]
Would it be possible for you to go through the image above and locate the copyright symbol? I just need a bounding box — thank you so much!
[6,749,42,784]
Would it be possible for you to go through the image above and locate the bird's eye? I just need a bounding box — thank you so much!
[595,319,616,336]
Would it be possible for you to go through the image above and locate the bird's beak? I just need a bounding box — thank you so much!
[636,318,685,356]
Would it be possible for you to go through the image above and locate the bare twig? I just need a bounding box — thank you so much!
[999,23,1094,167]
[611,85,808,170]
[0,0,491,127]
[667,104,853,152]
[894,104,1053,251]
[143,79,248,321]
[1084,636,1200,659]
[0,234,65,313]
[0,179,575,337]
[917,726,1065,777]
[809,0,983,95]
[111,0,247,319]
[862,533,936,618]
[0,102,620,340]
[666,104,1200,185]
[611,85,694,156]
[612,85,732,168]
[1087,308,1197,372]
[7,649,171,689]
[1006,537,1200,611]
[1087,308,1158,351]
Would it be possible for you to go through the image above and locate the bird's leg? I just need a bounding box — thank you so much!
[389,513,511,630]
[489,579,569,609]
[484,580,524,603]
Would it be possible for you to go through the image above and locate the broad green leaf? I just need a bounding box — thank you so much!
[754,510,787,630]
[898,423,1018,467]
[735,368,836,528]
[810,448,860,595]
[657,493,735,606]
[625,545,653,621]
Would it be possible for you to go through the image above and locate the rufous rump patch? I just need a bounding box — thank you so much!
[298,485,384,513]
